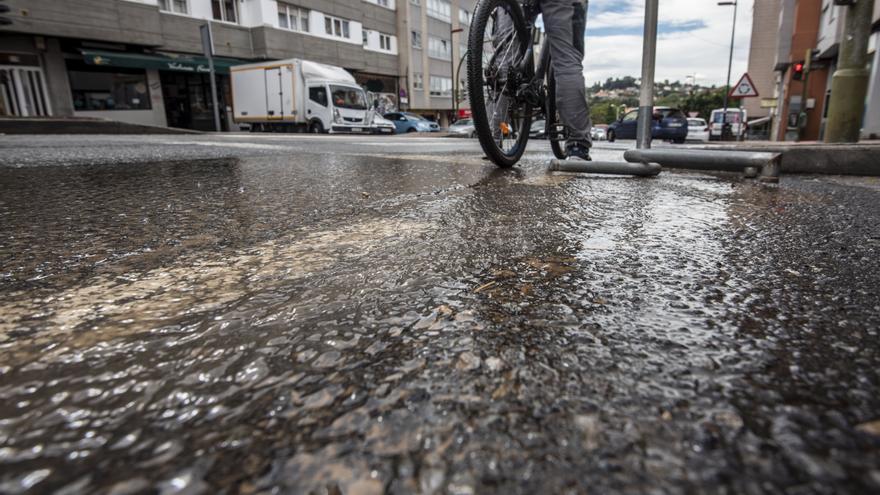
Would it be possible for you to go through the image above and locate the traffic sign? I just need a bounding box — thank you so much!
[729,73,759,98]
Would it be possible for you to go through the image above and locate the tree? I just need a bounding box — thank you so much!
[681,87,739,120]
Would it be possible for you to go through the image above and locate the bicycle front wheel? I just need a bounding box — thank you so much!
[468,0,532,168]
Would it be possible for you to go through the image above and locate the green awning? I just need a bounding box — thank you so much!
[81,49,244,75]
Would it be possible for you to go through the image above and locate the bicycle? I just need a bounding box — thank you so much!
[467,0,568,167]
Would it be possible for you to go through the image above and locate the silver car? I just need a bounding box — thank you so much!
[370,114,396,135]
[448,118,476,138]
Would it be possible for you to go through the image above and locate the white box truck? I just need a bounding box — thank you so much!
[231,59,371,133]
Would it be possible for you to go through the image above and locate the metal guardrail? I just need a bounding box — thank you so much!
[623,149,781,183]
[550,160,661,176]
[550,149,781,182]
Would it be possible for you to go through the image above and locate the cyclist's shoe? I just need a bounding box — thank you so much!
[565,141,592,161]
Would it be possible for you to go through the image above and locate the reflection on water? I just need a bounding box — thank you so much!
[1,156,880,494]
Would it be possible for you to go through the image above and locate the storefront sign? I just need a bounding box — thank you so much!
[82,50,242,75]
[166,62,212,73]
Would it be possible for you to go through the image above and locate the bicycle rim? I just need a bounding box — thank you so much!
[468,0,532,168]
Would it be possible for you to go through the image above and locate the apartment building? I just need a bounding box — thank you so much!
[0,0,405,130]
[396,0,476,127]
[766,0,880,141]
[743,0,781,123]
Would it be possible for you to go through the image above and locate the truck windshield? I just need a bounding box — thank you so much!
[330,86,367,110]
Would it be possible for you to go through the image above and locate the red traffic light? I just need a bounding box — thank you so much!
[792,62,804,81]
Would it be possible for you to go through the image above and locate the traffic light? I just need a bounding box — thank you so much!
[0,0,11,26]
[792,62,804,81]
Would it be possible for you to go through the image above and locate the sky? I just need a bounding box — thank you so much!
[582,0,754,87]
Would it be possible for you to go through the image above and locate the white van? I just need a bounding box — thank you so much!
[231,58,370,133]
[709,108,747,140]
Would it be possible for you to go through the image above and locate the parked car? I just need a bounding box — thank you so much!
[530,119,547,139]
[370,113,396,134]
[606,107,689,143]
[591,127,606,141]
[687,118,710,142]
[709,108,747,140]
[448,118,476,137]
[383,112,441,133]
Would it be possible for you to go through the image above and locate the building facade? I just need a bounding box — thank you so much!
[396,0,475,127]
[766,0,880,141]
[0,0,472,130]
[743,0,781,122]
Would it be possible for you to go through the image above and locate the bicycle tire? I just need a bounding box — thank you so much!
[468,0,532,168]
[546,68,567,160]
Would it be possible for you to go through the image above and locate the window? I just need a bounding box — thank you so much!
[309,86,328,107]
[278,3,309,32]
[426,0,451,22]
[365,0,392,7]
[331,86,367,110]
[413,72,423,90]
[410,0,420,5]
[429,76,452,97]
[363,29,370,46]
[428,36,450,60]
[158,0,187,14]
[459,8,470,25]
[211,0,237,23]
[67,62,151,111]
[324,15,351,39]
[411,30,422,49]
[379,34,392,51]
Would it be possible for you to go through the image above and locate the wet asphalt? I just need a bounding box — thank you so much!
[1,134,880,495]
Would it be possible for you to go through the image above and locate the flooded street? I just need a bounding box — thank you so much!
[1,135,879,494]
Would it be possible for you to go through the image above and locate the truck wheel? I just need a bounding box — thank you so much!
[309,121,324,134]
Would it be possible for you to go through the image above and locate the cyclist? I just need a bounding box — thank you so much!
[490,0,592,161]
[542,0,592,160]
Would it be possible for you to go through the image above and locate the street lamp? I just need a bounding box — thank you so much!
[451,27,464,122]
[718,0,737,141]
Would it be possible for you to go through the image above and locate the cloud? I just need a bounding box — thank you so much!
[582,0,754,86]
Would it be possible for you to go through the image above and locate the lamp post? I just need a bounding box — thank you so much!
[718,0,738,141]
[451,27,464,122]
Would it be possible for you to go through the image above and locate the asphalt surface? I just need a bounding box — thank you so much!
[1,134,880,495]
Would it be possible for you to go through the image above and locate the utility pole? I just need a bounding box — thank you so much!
[200,23,222,132]
[718,1,738,141]
[636,0,659,149]
[451,27,464,121]
[824,0,875,143]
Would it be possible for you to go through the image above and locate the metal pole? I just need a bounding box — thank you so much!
[623,148,781,183]
[824,0,874,143]
[720,1,737,141]
[456,50,468,109]
[201,23,222,132]
[451,27,464,121]
[636,0,659,149]
[551,159,661,176]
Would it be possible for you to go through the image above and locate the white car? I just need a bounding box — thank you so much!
[370,113,396,134]
[687,118,710,142]
[591,127,606,141]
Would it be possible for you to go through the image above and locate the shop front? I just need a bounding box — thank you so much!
[78,50,245,131]
[353,71,399,114]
